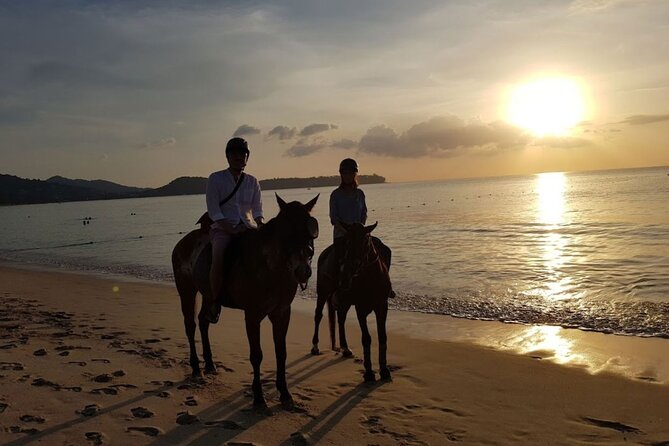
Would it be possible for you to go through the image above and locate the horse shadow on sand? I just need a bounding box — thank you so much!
[150,352,387,446]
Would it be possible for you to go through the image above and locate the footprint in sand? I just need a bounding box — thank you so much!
[93,374,113,383]
[7,426,40,435]
[85,431,105,445]
[33,348,47,356]
[131,407,154,418]
[184,396,198,407]
[77,404,102,417]
[176,411,199,425]
[91,358,111,364]
[91,387,118,395]
[19,415,46,424]
[127,426,163,437]
[0,402,8,413]
[68,361,87,367]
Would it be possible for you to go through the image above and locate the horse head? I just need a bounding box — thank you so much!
[339,221,378,291]
[275,193,320,288]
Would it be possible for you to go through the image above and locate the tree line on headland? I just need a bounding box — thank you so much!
[0,173,386,206]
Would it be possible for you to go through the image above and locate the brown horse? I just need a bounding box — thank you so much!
[172,194,319,408]
[311,222,392,382]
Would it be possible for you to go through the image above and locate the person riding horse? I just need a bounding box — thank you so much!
[204,137,264,323]
[328,158,394,304]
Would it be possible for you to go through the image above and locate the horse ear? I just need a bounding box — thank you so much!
[339,220,352,233]
[364,221,378,234]
[304,194,319,213]
[275,193,287,209]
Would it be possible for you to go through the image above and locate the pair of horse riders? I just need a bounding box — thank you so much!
[205,137,390,323]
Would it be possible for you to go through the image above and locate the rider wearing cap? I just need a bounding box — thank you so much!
[205,137,264,323]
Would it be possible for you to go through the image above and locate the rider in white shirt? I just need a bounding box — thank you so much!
[205,137,264,323]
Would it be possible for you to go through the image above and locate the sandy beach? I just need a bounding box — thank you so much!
[1,264,668,446]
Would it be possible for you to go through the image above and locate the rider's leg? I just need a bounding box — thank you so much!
[206,225,231,324]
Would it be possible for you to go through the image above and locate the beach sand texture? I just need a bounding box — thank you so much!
[1,265,668,445]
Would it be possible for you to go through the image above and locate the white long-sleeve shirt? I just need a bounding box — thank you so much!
[206,169,263,228]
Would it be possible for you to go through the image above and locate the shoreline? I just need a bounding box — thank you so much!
[2,259,668,385]
[1,263,668,444]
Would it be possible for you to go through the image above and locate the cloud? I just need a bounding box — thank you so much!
[358,116,529,158]
[331,139,357,149]
[139,137,176,149]
[299,123,337,136]
[285,139,327,157]
[618,114,669,125]
[267,125,297,140]
[285,137,356,157]
[232,124,261,137]
[568,0,648,13]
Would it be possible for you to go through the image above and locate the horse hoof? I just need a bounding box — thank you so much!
[253,401,271,415]
[310,347,321,356]
[342,349,353,358]
[281,398,295,410]
[363,371,376,383]
[191,370,203,379]
[204,365,218,375]
[380,368,392,381]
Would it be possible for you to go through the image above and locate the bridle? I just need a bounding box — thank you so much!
[341,234,380,289]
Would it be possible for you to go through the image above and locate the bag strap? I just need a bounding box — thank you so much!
[219,172,246,207]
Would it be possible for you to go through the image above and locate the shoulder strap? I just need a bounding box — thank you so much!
[219,172,246,207]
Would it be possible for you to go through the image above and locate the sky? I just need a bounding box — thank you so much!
[1,0,668,187]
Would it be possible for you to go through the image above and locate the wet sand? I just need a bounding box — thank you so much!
[1,264,668,445]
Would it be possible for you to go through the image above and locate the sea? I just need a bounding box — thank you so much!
[1,166,668,339]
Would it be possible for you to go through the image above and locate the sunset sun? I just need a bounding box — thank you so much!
[507,77,586,137]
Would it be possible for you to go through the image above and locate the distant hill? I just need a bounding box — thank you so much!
[260,174,385,190]
[0,173,386,205]
[139,177,208,197]
[0,174,125,205]
[46,175,149,195]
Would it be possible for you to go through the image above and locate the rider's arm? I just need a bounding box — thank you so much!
[251,177,264,226]
[206,172,225,222]
[360,189,368,225]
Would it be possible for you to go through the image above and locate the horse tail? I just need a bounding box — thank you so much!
[327,294,337,349]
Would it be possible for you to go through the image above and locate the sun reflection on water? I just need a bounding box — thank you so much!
[533,172,574,300]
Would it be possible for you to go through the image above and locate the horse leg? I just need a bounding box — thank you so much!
[197,292,217,375]
[311,291,326,355]
[269,307,293,407]
[177,280,200,377]
[356,307,375,382]
[339,305,353,358]
[327,296,338,352]
[376,304,391,380]
[245,314,266,408]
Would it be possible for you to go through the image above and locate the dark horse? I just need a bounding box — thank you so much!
[172,194,319,408]
[311,222,392,382]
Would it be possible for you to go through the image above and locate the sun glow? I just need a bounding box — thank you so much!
[507,77,586,136]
